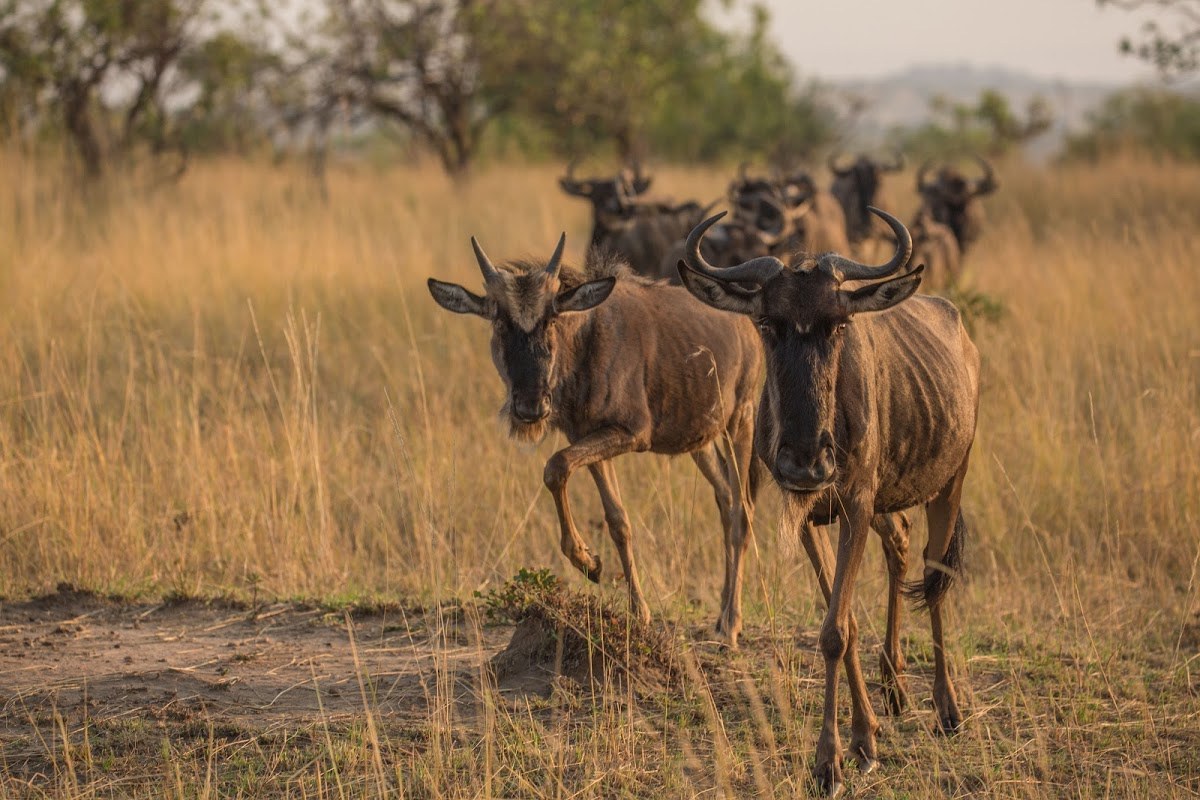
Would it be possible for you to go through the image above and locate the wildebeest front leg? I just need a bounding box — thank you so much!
[814,496,878,796]
[793,513,878,779]
[874,511,911,714]
[543,427,640,587]
[587,461,650,624]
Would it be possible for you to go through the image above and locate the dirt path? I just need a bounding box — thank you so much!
[0,587,511,737]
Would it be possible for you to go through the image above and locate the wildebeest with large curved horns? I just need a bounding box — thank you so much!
[559,161,711,280]
[677,207,980,795]
[427,235,763,645]
[915,155,997,255]
[827,151,904,247]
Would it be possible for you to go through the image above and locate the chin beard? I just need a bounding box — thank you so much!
[778,490,823,561]
[498,401,549,445]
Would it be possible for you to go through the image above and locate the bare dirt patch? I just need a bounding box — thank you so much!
[0,585,509,738]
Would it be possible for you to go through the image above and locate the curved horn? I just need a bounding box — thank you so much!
[916,159,936,192]
[471,236,504,287]
[738,161,750,183]
[684,212,785,284]
[972,154,997,195]
[560,158,593,197]
[818,206,912,282]
[544,232,566,279]
[827,150,851,176]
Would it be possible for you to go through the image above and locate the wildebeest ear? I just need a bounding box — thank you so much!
[427,278,490,317]
[845,265,924,315]
[554,277,616,314]
[676,260,761,316]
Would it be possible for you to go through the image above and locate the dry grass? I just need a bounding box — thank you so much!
[0,150,1198,797]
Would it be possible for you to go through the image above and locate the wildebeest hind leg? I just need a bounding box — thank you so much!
[715,405,756,649]
[690,444,734,634]
[922,450,971,735]
[873,511,911,714]
[588,461,650,624]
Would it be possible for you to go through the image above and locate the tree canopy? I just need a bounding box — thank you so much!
[0,0,842,179]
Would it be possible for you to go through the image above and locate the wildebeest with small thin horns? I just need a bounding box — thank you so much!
[678,207,980,795]
[828,151,904,246]
[427,235,763,644]
[559,161,711,280]
[915,155,997,255]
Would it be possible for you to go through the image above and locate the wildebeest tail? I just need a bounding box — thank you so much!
[904,508,966,610]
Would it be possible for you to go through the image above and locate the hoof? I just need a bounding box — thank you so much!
[849,737,878,773]
[813,759,844,798]
[585,557,602,583]
[881,681,908,716]
[937,708,963,735]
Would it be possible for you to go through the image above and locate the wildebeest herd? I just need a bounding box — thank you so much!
[429,154,997,796]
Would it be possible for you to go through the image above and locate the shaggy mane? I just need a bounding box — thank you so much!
[499,247,657,290]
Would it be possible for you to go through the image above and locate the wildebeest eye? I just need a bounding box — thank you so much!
[756,319,779,340]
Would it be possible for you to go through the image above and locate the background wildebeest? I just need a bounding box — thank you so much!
[915,155,998,255]
[910,206,963,289]
[828,151,905,247]
[678,208,980,795]
[730,165,851,255]
[656,166,848,278]
[559,161,711,279]
[428,235,763,645]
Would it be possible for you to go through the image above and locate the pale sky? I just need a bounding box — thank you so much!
[718,0,1165,85]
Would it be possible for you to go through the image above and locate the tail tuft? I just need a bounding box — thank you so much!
[904,509,966,610]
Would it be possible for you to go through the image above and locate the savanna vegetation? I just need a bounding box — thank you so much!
[1,1,1198,798]
[0,151,1197,797]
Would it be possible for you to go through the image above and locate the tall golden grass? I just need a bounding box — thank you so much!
[1,152,1196,616]
[1,150,1198,796]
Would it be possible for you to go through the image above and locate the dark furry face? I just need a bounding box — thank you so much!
[755,268,850,493]
[489,298,559,444]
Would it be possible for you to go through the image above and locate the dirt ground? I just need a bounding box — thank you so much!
[0,586,515,737]
[3,585,1199,798]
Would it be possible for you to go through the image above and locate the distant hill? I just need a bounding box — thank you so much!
[826,63,1122,158]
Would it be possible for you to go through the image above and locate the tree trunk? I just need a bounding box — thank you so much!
[61,83,104,180]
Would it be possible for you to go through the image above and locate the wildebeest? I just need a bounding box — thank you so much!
[656,170,846,279]
[828,151,904,246]
[910,206,962,290]
[729,166,851,256]
[559,162,710,279]
[558,160,653,219]
[427,235,763,645]
[915,155,998,255]
[678,208,980,795]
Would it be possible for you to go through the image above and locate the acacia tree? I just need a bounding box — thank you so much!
[1100,0,1200,77]
[325,0,499,178]
[0,0,207,178]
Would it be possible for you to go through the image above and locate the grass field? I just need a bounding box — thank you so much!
[0,152,1198,797]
